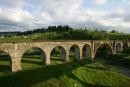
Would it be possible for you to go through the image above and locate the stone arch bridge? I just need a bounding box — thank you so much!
[0,40,129,72]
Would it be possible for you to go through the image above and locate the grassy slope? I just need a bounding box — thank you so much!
[0,56,130,87]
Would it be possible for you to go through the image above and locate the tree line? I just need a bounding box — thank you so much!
[0,25,130,40]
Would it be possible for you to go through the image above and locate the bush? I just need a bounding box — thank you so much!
[123,47,130,54]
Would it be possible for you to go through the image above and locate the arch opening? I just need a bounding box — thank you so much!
[123,42,128,50]
[69,45,80,61]
[50,46,66,64]
[95,44,113,59]
[82,44,91,59]
[116,43,122,53]
[21,47,46,70]
[0,50,11,73]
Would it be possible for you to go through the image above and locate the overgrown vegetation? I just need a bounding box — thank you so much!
[0,57,130,87]
[104,47,130,68]
[108,54,130,68]
[123,47,130,55]
[0,25,130,42]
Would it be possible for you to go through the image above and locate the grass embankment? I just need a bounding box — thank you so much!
[0,55,130,87]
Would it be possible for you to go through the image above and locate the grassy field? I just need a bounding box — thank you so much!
[0,55,130,87]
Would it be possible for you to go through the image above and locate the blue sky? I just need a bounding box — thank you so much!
[0,0,130,33]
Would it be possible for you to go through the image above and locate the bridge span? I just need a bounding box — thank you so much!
[0,40,129,72]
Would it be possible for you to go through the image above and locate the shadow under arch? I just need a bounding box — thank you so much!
[50,46,66,64]
[116,43,122,53]
[82,44,91,59]
[95,43,113,59]
[123,42,128,50]
[69,44,80,61]
[0,50,12,72]
[21,47,46,70]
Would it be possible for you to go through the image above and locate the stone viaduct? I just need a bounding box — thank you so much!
[0,40,129,72]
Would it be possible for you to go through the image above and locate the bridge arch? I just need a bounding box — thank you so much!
[116,43,122,53]
[95,43,113,58]
[0,50,12,72]
[21,47,46,69]
[82,44,91,59]
[69,44,80,61]
[123,42,128,49]
[50,46,66,64]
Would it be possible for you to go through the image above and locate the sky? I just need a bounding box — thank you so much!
[0,0,130,33]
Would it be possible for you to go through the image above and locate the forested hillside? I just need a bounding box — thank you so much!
[0,25,130,42]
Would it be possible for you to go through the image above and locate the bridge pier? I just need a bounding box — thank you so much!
[128,43,130,47]
[91,42,95,61]
[9,47,22,72]
[65,50,69,61]
[45,55,51,65]
[79,47,83,60]
[11,58,21,72]
[91,54,95,61]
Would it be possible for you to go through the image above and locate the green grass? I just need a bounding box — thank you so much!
[0,54,11,77]
[0,56,130,87]
[21,56,44,70]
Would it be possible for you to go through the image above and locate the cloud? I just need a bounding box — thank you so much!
[0,8,34,31]
[106,8,130,26]
[123,14,130,22]
[92,0,107,5]
[122,0,130,3]
[0,0,27,8]
[0,0,130,33]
